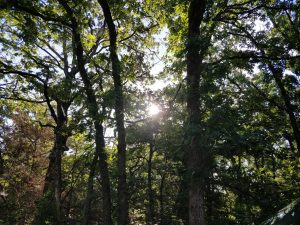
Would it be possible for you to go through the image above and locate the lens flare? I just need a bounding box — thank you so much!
[147,103,160,116]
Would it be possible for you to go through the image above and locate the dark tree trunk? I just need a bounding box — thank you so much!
[0,148,3,176]
[175,169,189,225]
[159,173,165,224]
[186,0,207,225]
[98,1,129,225]
[43,135,64,225]
[94,122,113,225]
[76,45,113,225]
[74,33,113,225]
[37,102,69,225]
[57,1,113,224]
[82,153,98,225]
[284,132,296,152]
[0,118,3,175]
[147,140,155,225]
[268,65,300,151]
[244,30,300,152]
[206,179,213,225]
[76,41,113,225]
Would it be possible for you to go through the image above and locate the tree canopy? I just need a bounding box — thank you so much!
[0,0,299,225]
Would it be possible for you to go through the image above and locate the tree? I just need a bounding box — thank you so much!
[0,108,52,224]
[97,1,129,224]
[0,4,89,221]
[57,1,113,224]
[185,0,208,224]
[1,0,300,225]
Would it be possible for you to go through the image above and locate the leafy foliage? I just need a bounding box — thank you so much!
[0,0,300,224]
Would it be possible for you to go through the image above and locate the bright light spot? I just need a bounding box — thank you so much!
[147,103,160,116]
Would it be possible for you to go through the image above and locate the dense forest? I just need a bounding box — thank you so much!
[0,0,299,225]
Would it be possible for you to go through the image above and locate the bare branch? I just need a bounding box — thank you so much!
[0,68,45,84]
[0,95,46,103]
[43,83,58,123]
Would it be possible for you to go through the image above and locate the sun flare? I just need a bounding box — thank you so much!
[147,104,160,116]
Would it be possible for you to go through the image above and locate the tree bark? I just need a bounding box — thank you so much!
[82,153,98,225]
[98,1,129,225]
[0,148,3,176]
[57,1,113,224]
[268,65,300,151]
[175,177,189,225]
[94,122,113,225]
[159,173,165,224]
[38,101,69,225]
[74,29,113,225]
[186,1,207,225]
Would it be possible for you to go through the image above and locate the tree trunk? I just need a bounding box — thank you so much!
[159,173,165,224]
[186,1,207,225]
[57,2,113,224]
[206,179,213,225]
[0,148,3,176]
[245,30,300,152]
[98,1,129,224]
[75,36,113,225]
[147,140,155,225]
[82,153,98,225]
[175,169,189,225]
[75,34,113,225]
[37,102,69,225]
[268,64,300,151]
[95,122,113,225]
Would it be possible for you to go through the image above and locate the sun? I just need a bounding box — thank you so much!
[147,103,160,116]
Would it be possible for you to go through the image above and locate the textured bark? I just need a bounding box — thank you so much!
[39,102,69,225]
[57,1,113,224]
[98,1,129,225]
[76,40,113,225]
[186,1,207,225]
[82,153,98,225]
[94,122,113,225]
[74,29,113,225]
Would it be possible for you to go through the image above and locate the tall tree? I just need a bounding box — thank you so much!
[186,0,207,224]
[0,5,80,223]
[57,1,113,224]
[97,0,129,224]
